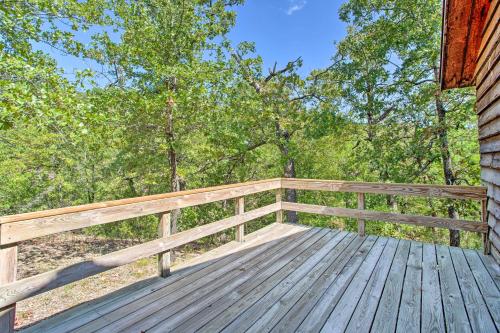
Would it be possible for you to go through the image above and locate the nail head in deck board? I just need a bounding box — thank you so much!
[421,244,445,333]
[371,239,411,332]
[396,241,423,333]
[436,245,472,333]
[449,246,497,332]
[321,237,392,332]
[344,238,400,333]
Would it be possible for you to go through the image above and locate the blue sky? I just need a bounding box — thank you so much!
[228,0,347,76]
[46,0,347,82]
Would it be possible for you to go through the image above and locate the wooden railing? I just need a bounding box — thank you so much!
[0,178,488,332]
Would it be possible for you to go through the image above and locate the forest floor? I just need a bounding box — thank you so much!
[15,232,216,329]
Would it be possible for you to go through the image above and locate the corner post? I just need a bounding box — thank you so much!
[158,212,171,277]
[0,241,17,333]
[357,193,365,237]
[276,189,283,223]
[482,198,490,255]
[235,197,245,242]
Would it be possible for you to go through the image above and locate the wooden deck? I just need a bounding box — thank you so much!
[20,223,500,333]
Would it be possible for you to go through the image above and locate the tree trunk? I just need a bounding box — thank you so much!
[164,78,181,235]
[276,120,298,223]
[433,67,459,247]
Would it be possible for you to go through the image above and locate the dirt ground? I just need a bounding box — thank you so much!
[14,232,214,330]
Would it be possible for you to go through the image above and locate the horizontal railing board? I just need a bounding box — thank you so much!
[281,178,486,200]
[0,203,280,308]
[282,202,487,233]
[0,180,281,245]
[0,179,281,225]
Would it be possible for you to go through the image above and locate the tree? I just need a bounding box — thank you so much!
[325,0,478,245]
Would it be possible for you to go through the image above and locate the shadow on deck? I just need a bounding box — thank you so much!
[20,223,500,333]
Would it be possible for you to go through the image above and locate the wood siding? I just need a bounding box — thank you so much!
[476,0,500,262]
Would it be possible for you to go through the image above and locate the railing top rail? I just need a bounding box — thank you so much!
[0,178,281,225]
[281,178,487,200]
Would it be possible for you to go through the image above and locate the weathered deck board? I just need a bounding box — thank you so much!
[370,239,411,332]
[437,245,472,333]
[20,223,500,333]
[396,241,423,333]
[421,244,445,333]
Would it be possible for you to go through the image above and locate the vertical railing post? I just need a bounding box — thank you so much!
[357,193,365,237]
[235,197,245,242]
[158,212,171,277]
[0,243,17,333]
[276,189,283,223]
[482,198,490,255]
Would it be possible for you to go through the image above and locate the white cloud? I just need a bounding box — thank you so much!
[286,0,307,15]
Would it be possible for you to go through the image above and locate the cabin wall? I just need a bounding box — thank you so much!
[475,0,500,262]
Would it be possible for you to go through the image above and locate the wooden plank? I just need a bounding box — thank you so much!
[0,203,280,308]
[158,212,171,277]
[344,239,400,333]
[276,190,283,223]
[272,236,373,332]
[294,236,380,333]
[479,117,500,140]
[235,197,245,242]
[0,245,17,333]
[244,233,357,333]
[122,230,336,333]
[396,241,423,333]
[436,245,472,333]
[322,238,396,332]
[477,80,500,114]
[281,178,486,200]
[0,179,280,224]
[26,223,304,333]
[476,57,500,101]
[463,249,500,329]
[150,231,349,333]
[171,230,345,333]
[87,227,326,333]
[357,193,365,236]
[478,100,500,128]
[282,202,487,233]
[421,244,445,333]
[0,180,281,244]
[480,133,500,154]
[475,10,500,86]
[371,239,411,332]
[210,230,347,333]
[450,247,497,332]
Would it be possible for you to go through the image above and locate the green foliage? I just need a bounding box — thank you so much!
[0,0,483,249]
